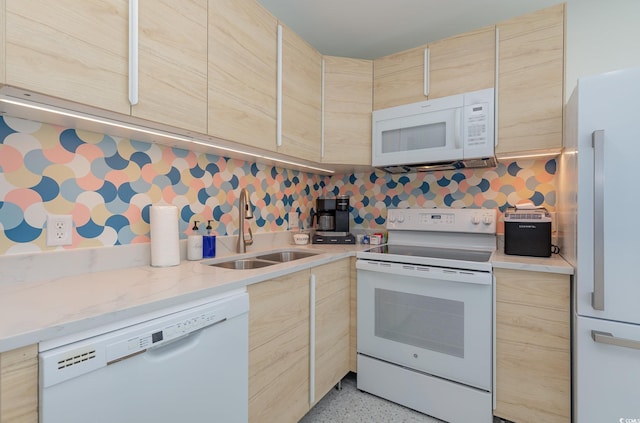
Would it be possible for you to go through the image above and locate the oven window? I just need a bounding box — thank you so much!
[374,288,464,358]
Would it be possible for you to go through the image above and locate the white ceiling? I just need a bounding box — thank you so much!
[256,0,562,59]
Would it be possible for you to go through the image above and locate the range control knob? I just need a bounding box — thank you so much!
[388,215,396,223]
[483,215,494,225]
[397,214,405,223]
[471,215,481,225]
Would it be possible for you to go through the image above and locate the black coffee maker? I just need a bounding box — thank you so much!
[312,196,355,244]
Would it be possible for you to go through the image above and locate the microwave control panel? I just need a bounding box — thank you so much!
[464,102,489,147]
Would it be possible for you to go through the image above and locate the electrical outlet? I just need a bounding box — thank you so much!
[46,214,73,246]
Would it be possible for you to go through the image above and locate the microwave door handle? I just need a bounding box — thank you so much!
[454,108,462,149]
[592,129,605,311]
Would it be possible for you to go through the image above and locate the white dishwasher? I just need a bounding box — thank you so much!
[39,289,249,423]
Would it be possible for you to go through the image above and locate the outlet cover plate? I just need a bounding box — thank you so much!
[46,214,73,246]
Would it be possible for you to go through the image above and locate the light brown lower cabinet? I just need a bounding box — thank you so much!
[494,268,571,423]
[312,259,350,405]
[248,259,351,422]
[0,344,38,423]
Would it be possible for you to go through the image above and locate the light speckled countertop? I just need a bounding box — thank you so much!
[0,233,573,353]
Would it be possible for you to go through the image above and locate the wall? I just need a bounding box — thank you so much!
[565,0,640,96]
[0,116,557,256]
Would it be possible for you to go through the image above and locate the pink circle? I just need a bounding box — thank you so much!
[0,145,23,172]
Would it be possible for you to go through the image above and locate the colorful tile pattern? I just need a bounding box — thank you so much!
[0,116,556,255]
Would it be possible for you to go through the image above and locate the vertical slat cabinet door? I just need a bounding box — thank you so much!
[279,23,322,162]
[5,0,130,114]
[248,270,310,423]
[428,26,496,99]
[373,45,426,110]
[323,56,373,165]
[312,259,350,404]
[209,0,277,151]
[496,4,564,155]
[0,344,38,423]
[135,0,208,133]
[0,0,5,84]
[494,268,571,423]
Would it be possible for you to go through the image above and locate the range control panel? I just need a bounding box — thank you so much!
[386,208,496,234]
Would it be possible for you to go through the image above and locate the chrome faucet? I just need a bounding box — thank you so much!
[237,188,254,253]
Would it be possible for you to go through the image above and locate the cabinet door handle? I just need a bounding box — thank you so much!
[592,130,605,311]
[309,273,316,405]
[592,330,640,350]
[276,24,283,147]
[129,0,139,106]
[423,48,430,97]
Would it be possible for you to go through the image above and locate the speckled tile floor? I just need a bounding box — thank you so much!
[299,373,443,423]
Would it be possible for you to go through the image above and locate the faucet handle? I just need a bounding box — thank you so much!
[244,226,254,246]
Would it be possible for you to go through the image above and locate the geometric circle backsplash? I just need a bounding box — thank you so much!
[0,116,556,255]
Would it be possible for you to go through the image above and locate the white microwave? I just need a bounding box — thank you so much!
[372,88,496,173]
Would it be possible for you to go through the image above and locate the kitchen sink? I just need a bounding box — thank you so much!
[205,249,321,270]
[208,259,277,270]
[255,250,319,262]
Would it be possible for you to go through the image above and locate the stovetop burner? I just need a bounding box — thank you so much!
[365,244,492,263]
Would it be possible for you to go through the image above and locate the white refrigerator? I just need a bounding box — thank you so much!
[560,66,640,422]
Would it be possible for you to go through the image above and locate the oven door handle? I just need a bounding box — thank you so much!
[356,260,492,286]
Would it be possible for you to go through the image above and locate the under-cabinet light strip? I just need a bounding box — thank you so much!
[0,98,335,174]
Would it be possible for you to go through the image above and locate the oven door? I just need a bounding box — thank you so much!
[357,259,493,391]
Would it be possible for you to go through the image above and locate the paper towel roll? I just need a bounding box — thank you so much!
[150,205,180,267]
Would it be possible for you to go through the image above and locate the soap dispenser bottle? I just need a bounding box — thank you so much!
[202,220,216,259]
[187,221,203,261]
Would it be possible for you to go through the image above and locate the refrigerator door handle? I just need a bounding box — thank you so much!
[592,130,605,311]
[592,330,640,350]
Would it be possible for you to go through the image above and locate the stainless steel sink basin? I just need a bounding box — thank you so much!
[208,259,276,270]
[255,250,319,262]
[205,249,321,270]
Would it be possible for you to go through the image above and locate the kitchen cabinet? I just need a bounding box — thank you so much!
[247,259,352,422]
[5,0,130,114]
[0,0,5,84]
[373,26,495,110]
[208,0,277,151]
[494,268,570,423]
[496,4,564,156]
[4,0,208,132]
[0,344,38,423]
[279,23,323,162]
[135,0,208,133]
[322,56,373,166]
[312,259,350,404]
[427,26,495,99]
[248,269,310,423]
[373,45,425,110]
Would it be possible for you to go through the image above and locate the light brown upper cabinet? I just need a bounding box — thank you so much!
[5,0,130,114]
[373,26,496,110]
[0,1,6,84]
[373,45,425,110]
[279,23,323,163]
[496,4,564,155]
[135,0,208,133]
[322,56,373,166]
[208,0,277,151]
[5,0,208,132]
[428,26,496,99]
